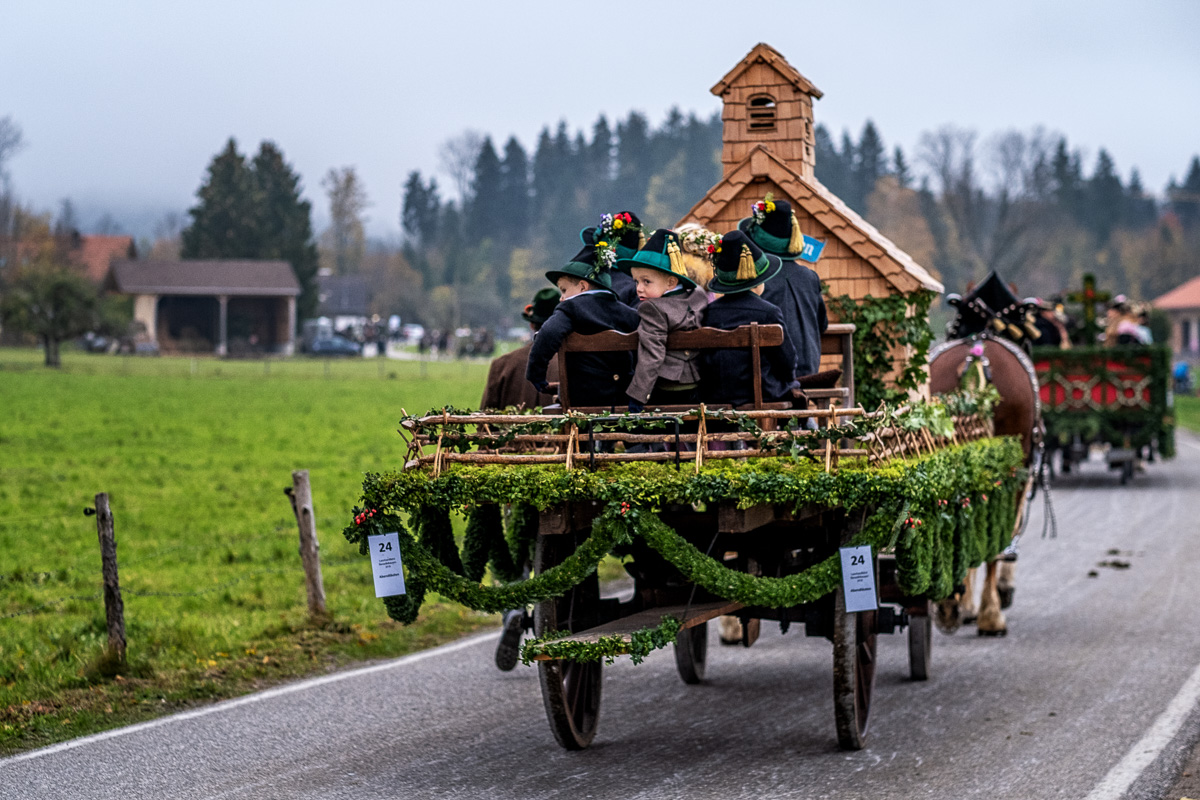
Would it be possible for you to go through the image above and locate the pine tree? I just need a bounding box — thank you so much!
[1084,149,1123,243]
[251,142,320,323]
[852,121,886,214]
[614,111,652,212]
[181,138,257,258]
[499,136,531,246]
[586,116,615,209]
[1171,156,1200,230]
[467,136,503,242]
[1123,169,1157,229]
[893,146,911,189]
[401,171,440,246]
[1051,138,1084,222]
[813,124,847,196]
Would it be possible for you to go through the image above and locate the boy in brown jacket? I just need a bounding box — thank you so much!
[616,228,709,411]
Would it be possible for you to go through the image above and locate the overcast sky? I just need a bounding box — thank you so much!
[3,0,1198,238]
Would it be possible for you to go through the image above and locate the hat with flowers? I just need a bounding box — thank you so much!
[614,228,697,290]
[738,193,806,261]
[706,229,783,294]
[581,211,646,272]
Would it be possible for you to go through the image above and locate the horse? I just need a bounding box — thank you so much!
[928,333,1041,635]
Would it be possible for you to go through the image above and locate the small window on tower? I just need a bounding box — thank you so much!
[748,95,776,131]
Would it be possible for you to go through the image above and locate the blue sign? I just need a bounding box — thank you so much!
[800,235,825,263]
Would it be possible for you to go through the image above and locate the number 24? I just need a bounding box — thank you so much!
[378,541,393,553]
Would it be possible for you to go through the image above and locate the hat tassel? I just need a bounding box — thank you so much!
[667,239,687,278]
[736,245,757,281]
[788,212,803,254]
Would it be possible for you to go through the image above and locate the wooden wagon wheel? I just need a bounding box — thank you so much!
[673,621,708,684]
[907,600,932,681]
[533,532,603,750]
[832,586,877,750]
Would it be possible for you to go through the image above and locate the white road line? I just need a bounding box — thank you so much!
[0,630,495,767]
[1086,658,1200,799]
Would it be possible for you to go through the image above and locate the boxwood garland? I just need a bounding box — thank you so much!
[344,437,1025,663]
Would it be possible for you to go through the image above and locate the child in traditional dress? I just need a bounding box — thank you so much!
[617,228,709,411]
[700,230,798,407]
[525,245,640,408]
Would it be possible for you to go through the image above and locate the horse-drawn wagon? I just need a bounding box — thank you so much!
[1032,345,1174,483]
[343,323,1027,750]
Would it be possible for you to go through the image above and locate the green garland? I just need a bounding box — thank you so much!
[520,616,683,666]
[345,437,1024,664]
[824,289,937,409]
[1032,344,1175,457]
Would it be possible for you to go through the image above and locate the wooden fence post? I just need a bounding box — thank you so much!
[285,470,328,619]
[92,493,126,663]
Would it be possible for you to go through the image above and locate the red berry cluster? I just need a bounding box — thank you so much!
[355,509,377,525]
[982,493,989,502]
[905,517,924,527]
[961,497,971,507]
[619,502,631,516]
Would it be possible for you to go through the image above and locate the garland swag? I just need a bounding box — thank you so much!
[345,437,1025,663]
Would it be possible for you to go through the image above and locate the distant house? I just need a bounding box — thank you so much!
[1153,275,1200,361]
[316,272,370,334]
[106,259,299,355]
[71,235,136,283]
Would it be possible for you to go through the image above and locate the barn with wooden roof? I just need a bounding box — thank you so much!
[677,43,943,384]
[107,259,299,356]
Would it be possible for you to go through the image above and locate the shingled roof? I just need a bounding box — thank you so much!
[678,144,943,294]
[711,42,823,99]
[1153,275,1200,311]
[108,260,300,296]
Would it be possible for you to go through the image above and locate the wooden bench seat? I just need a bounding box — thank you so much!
[554,322,855,410]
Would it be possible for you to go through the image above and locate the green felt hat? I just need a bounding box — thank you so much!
[614,228,697,290]
[521,288,560,324]
[706,229,783,294]
[544,245,613,292]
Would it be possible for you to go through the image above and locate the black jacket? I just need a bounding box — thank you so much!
[761,261,828,377]
[526,291,640,407]
[700,292,797,407]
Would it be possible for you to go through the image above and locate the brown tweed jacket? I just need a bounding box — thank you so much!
[625,288,709,404]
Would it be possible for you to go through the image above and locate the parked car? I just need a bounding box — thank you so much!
[309,335,361,356]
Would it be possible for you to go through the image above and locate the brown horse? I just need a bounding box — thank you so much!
[928,335,1041,635]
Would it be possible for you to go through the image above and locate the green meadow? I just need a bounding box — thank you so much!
[0,348,498,753]
[1176,394,1200,434]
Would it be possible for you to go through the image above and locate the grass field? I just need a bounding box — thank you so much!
[1177,395,1200,434]
[0,348,502,753]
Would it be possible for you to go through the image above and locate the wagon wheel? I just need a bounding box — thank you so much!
[533,533,603,751]
[673,621,708,684]
[907,601,932,681]
[832,587,877,750]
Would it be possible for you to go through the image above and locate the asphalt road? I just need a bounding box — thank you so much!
[4,433,1200,800]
